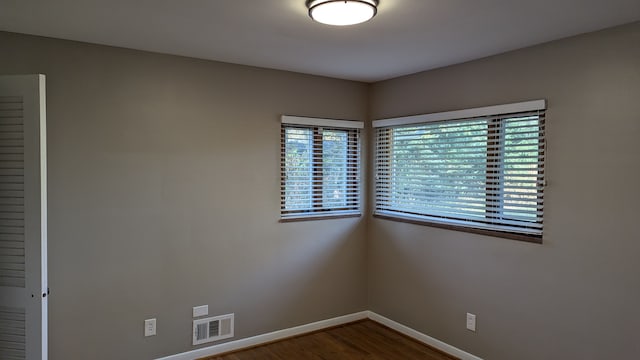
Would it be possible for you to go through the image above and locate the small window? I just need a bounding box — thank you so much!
[280,116,363,221]
[373,100,546,242]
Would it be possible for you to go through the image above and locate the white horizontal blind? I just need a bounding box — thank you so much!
[281,117,361,219]
[375,106,545,238]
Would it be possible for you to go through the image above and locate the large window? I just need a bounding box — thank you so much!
[280,116,362,220]
[373,100,546,242]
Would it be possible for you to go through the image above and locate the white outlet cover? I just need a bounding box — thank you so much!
[193,305,209,318]
[145,318,157,337]
[466,313,476,332]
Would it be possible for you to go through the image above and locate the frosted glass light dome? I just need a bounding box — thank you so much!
[307,0,378,26]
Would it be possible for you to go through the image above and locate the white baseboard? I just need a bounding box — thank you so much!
[155,311,369,360]
[156,310,482,360]
[367,311,483,360]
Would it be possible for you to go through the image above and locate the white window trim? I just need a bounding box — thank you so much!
[282,115,364,129]
[372,99,546,128]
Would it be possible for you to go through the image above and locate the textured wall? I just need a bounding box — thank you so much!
[1,31,369,359]
[368,22,640,359]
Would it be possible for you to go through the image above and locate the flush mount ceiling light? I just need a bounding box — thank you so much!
[306,0,379,26]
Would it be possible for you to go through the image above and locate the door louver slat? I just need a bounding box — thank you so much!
[0,306,25,360]
[0,96,24,289]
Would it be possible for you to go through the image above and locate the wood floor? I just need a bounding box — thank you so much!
[202,320,458,360]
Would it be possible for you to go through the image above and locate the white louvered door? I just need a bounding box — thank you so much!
[0,75,47,360]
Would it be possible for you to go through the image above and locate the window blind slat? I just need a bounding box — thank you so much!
[375,106,545,238]
[281,123,361,219]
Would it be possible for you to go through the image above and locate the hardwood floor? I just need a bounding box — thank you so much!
[202,320,458,360]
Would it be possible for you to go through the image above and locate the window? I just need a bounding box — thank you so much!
[373,100,546,242]
[280,116,363,220]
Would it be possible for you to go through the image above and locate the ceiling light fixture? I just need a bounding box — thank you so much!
[306,0,379,26]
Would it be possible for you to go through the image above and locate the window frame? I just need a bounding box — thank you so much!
[280,115,363,222]
[372,100,546,243]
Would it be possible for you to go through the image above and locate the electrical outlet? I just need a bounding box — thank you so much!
[145,318,157,337]
[466,313,476,332]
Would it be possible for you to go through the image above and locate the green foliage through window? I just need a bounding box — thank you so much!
[375,110,545,237]
[281,125,360,219]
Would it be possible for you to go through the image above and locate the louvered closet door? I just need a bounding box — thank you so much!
[0,75,47,360]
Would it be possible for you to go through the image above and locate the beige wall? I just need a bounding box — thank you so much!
[368,22,640,359]
[0,32,369,359]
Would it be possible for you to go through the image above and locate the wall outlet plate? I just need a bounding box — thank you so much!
[466,313,476,332]
[145,318,157,337]
[193,305,209,318]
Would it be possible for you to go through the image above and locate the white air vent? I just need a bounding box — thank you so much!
[192,313,234,345]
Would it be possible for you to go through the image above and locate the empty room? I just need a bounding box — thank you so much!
[1,1,639,359]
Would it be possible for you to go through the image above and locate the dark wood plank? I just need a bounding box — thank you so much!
[202,320,458,360]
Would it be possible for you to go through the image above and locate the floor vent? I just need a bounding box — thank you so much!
[193,313,234,346]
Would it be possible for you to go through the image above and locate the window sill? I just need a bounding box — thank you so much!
[372,213,542,244]
[280,213,361,223]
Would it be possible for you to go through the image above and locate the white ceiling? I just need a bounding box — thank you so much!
[2,0,639,82]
